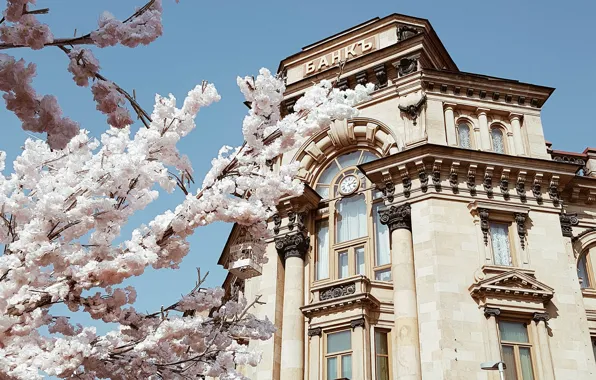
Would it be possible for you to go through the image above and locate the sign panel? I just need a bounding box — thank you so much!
[304,36,376,76]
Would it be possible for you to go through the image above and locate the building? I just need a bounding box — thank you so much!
[217,13,596,380]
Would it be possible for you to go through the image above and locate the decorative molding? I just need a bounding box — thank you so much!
[559,211,579,238]
[548,176,560,206]
[470,269,555,302]
[374,64,387,88]
[479,208,490,245]
[417,160,428,193]
[432,159,442,191]
[350,317,366,330]
[319,282,356,301]
[516,171,527,203]
[399,165,411,198]
[532,173,543,203]
[356,71,368,86]
[381,172,395,203]
[572,227,596,243]
[272,214,281,235]
[274,232,309,261]
[483,307,501,318]
[396,25,420,41]
[500,169,510,200]
[467,164,477,196]
[483,166,494,198]
[449,161,459,194]
[514,212,527,250]
[395,56,418,77]
[379,203,412,232]
[532,312,550,323]
[398,94,427,126]
[307,326,322,337]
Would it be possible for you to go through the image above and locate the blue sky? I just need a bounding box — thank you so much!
[1,1,594,333]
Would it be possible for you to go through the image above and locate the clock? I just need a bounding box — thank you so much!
[339,174,360,195]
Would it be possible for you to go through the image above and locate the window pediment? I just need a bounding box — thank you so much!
[470,268,554,303]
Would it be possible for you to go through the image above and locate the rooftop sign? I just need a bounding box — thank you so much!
[304,36,376,76]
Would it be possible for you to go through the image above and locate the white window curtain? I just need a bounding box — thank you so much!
[355,247,365,275]
[578,254,590,288]
[490,222,512,266]
[491,128,505,153]
[336,194,367,243]
[458,123,472,148]
[315,221,329,280]
[373,203,390,266]
[338,251,349,279]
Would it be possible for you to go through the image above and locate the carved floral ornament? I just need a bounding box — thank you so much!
[378,203,412,232]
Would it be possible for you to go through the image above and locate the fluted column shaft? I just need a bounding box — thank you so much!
[379,204,421,380]
[276,233,309,380]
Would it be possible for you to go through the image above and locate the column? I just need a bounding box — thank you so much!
[351,318,366,380]
[533,312,555,380]
[509,113,525,156]
[276,231,309,380]
[379,203,421,380]
[307,327,322,380]
[483,307,503,380]
[444,103,457,146]
[476,108,491,150]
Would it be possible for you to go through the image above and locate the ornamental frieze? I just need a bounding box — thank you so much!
[319,282,356,301]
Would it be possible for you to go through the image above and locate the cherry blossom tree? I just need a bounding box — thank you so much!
[0,1,374,379]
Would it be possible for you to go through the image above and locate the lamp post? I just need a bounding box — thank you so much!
[480,361,506,380]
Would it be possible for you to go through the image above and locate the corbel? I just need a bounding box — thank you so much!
[516,171,527,203]
[467,164,477,196]
[273,214,282,235]
[350,317,366,330]
[374,63,388,88]
[337,78,349,91]
[399,165,411,199]
[356,71,368,86]
[416,160,428,193]
[483,166,494,198]
[500,168,510,200]
[479,208,490,245]
[381,170,395,203]
[548,175,560,206]
[559,211,579,238]
[432,159,442,191]
[449,161,460,194]
[570,187,581,203]
[587,190,596,205]
[514,212,527,250]
[532,173,543,203]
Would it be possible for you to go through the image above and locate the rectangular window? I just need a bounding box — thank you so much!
[338,251,349,279]
[355,246,365,275]
[316,220,330,281]
[375,268,391,282]
[499,321,535,380]
[336,194,367,243]
[375,330,390,380]
[373,203,390,266]
[326,330,352,380]
[578,253,591,288]
[490,222,512,266]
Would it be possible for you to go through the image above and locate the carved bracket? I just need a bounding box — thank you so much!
[532,312,550,323]
[514,212,527,250]
[450,162,459,194]
[399,165,411,198]
[484,167,494,198]
[432,159,442,191]
[467,164,477,196]
[308,326,322,337]
[548,176,560,206]
[484,307,501,318]
[379,203,412,232]
[416,161,428,193]
[559,211,579,238]
[273,213,282,235]
[500,169,510,200]
[374,64,388,88]
[398,94,426,126]
[516,171,527,203]
[350,317,366,330]
[533,173,543,204]
[479,208,490,245]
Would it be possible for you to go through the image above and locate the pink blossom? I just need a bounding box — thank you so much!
[0,14,53,50]
[67,48,100,87]
[91,80,132,129]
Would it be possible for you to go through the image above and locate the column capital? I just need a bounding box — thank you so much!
[533,312,550,323]
[443,102,457,110]
[476,107,491,115]
[275,232,309,261]
[508,112,523,121]
[483,307,501,318]
[307,326,322,337]
[350,317,366,330]
[378,203,412,232]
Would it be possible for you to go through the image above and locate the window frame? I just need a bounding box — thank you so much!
[456,120,474,149]
[324,329,353,380]
[490,124,508,154]
[497,319,537,380]
[578,250,593,289]
[373,328,392,380]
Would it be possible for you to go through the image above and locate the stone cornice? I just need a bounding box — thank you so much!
[470,269,554,304]
[300,292,380,318]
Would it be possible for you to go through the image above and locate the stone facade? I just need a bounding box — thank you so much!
[217,14,596,380]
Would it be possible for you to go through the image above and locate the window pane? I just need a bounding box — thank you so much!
[502,345,518,380]
[373,203,390,266]
[327,357,338,380]
[519,347,535,380]
[318,162,340,184]
[355,247,365,275]
[458,123,471,149]
[316,220,329,280]
[375,269,392,281]
[578,254,590,288]
[376,357,389,380]
[375,331,389,355]
[327,331,351,353]
[336,194,367,242]
[316,185,329,199]
[490,222,512,266]
[338,251,349,279]
[499,321,529,343]
[341,355,352,378]
[491,128,505,154]
[360,151,378,164]
[336,151,361,169]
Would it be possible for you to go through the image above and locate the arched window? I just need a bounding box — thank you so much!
[313,149,391,282]
[457,122,472,149]
[491,127,506,154]
[578,252,592,289]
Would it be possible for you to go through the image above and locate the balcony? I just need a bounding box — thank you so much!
[226,241,262,280]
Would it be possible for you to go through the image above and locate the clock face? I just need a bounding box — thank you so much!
[339,174,360,195]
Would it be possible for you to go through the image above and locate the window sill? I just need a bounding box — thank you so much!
[582,288,596,299]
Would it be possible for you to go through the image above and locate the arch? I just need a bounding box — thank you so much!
[573,228,596,259]
[573,228,596,288]
[291,117,400,185]
[455,116,475,149]
[489,123,507,154]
